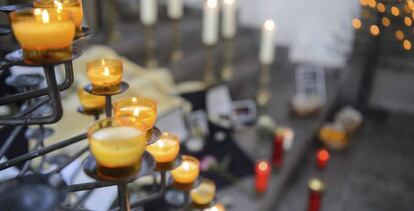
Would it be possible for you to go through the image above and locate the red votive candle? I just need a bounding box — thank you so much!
[307,178,325,211]
[255,160,271,193]
[272,131,284,167]
[316,149,330,170]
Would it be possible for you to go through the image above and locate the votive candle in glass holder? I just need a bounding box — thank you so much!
[113,97,157,131]
[34,0,83,34]
[87,117,148,179]
[87,59,123,93]
[190,178,216,205]
[10,8,75,64]
[146,132,180,163]
[77,89,105,112]
[171,155,200,184]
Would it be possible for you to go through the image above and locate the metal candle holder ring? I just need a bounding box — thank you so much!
[155,155,183,172]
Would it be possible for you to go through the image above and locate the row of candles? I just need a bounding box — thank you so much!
[254,130,329,211]
[77,57,225,209]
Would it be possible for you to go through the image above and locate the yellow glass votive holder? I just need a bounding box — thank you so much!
[171,155,200,184]
[146,132,180,163]
[10,8,75,64]
[190,178,216,205]
[34,0,84,34]
[87,117,148,179]
[87,59,123,93]
[113,97,157,132]
[77,89,105,113]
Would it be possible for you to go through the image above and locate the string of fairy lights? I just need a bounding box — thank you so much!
[352,0,414,50]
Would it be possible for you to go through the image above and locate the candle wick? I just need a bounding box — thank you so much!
[41,10,50,24]
[183,162,190,170]
[133,108,140,116]
[104,67,110,76]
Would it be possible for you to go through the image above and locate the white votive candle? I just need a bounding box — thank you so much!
[140,0,158,25]
[222,0,237,39]
[168,0,183,19]
[202,0,219,45]
[259,19,276,64]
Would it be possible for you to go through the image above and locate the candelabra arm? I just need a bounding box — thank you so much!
[117,183,130,211]
[68,181,119,192]
[0,133,86,171]
[0,61,74,105]
[0,125,24,159]
[129,171,167,209]
[105,95,112,117]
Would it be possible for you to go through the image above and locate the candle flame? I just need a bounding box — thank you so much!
[56,2,63,12]
[317,149,330,162]
[34,8,42,16]
[133,108,140,117]
[224,0,234,5]
[132,97,137,103]
[157,140,165,148]
[182,162,190,170]
[258,161,268,171]
[41,10,50,24]
[103,67,110,76]
[101,59,106,66]
[264,19,275,31]
[207,0,218,8]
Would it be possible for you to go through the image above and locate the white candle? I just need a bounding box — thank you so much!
[202,0,219,45]
[222,0,237,39]
[259,20,276,64]
[140,0,158,25]
[168,0,183,19]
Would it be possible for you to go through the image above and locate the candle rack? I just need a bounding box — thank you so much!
[256,63,272,107]
[170,19,183,63]
[203,44,217,85]
[0,3,220,211]
[221,38,234,81]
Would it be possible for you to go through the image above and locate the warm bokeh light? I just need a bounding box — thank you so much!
[370,25,380,36]
[376,3,385,12]
[396,30,405,40]
[207,0,218,8]
[258,161,269,171]
[317,149,330,163]
[264,19,275,31]
[391,6,400,16]
[404,17,412,26]
[360,0,368,6]
[403,40,412,50]
[352,18,362,29]
[381,17,390,27]
[367,0,376,8]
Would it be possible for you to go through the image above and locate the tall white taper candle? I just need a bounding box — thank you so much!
[168,0,183,19]
[222,0,237,39]
[141,0,158,25]
[202,0,219,45]
[259,20,276,64]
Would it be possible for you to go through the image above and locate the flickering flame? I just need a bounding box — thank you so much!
[264,19,275,31]
[132,97,137,103]
[55,1,63,12]
[157,140,165,148]
[34,8,42,16]
[133,108,140,117]
[182,162,190,170]
[41,10,50,24]
[103,67,110,76]
[224,0,234,5]
[258,161,268,171]
[207,0,218,8]
[101,59,106,66]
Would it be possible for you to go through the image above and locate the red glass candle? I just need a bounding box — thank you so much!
[316,149,330,170]
[255,160,271,193]
[307,178,325,211]
[272,132,283,167]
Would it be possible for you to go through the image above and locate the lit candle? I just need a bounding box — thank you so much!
[316,149,329,170]
[272,129,283,167]
[113,97,157,131]
[190,178,216,205]
[140,0,157,25]
[34,0,84,34]
[88,118,148,178]
[167,0,183,19]
[255,160,271,193]
[202,0,219,45]
[77,89,105,112]
[307,178,325,211]
[222,0,237,39]
[10,9,75,64]
[259,19,276,64]
[146,132,180,163]
[171,155,200,184]
[205,203,226,211]
[87,59,123,92]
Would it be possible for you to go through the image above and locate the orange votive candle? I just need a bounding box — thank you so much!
[77,89,105,112]
[190,178,216,205]
[34,0,83,32]
[146,132,180,163]
[87,59,123,91]
[113,97,157,131]
[171,155,200,184]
